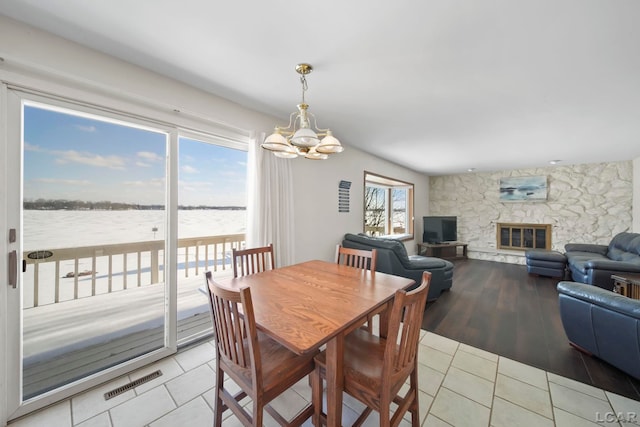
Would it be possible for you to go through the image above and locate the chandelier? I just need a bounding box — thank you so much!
[261,63,343,160]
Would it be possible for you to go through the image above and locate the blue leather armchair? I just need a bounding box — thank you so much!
[557,281,640,379]
[342,233,453,301]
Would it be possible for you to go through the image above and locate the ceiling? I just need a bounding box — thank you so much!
[1,0,639,175]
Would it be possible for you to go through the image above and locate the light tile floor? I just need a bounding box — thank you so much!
[9,331,640,427]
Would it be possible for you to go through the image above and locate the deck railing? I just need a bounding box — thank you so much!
[23,233,245,307]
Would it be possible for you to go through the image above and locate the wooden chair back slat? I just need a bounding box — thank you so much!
[336,245,378,333]
[233,243,275,278]
[385,271,431,375]
[206,273,255,369]
[335,245,377,271]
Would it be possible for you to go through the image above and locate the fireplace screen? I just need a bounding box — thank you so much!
[497,223,551,251]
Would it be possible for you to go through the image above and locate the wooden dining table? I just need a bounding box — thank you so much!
[217,259,415,427]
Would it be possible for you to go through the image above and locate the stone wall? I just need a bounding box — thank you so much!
[429,161,633,264]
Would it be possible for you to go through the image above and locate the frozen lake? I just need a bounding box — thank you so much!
[23,209,246,250]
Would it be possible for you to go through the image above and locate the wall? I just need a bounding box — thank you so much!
[291,147,429,263]
[0,18,276,136]
[429,161,633,264]
[634,157,640,233]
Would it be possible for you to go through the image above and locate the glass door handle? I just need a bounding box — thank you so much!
[8,250,17,288]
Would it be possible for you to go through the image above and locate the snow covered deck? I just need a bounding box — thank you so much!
[22,270,232,399]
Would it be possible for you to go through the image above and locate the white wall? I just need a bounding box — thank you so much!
[0,17,276,135]
[429,161,634,264]
[291,147,430,264]
[634,157,640,233]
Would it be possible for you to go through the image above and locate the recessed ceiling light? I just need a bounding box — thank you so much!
[549,160,562,165]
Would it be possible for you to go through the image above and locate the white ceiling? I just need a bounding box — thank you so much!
[1,0,639,175]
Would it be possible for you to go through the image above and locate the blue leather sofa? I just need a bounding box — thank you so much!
[557,281,640,379]
[564,232,640,291]
[342,233,453,301]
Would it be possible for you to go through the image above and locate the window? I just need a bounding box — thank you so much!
[364,172,414,239]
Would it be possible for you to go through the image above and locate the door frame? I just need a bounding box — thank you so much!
[0,61,251,423]
[1,82,11,427]
[4,88,178,421]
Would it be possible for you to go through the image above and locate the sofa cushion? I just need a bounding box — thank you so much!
[345,233,413,268]
[607,232,640,262]
[565,251,608,261]
[565,253,608,274]
[564,243,608,256]
[567,254,609,273]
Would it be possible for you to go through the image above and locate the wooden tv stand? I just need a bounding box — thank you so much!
[418,242,468,260]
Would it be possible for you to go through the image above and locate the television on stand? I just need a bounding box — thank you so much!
[423,216,457,244]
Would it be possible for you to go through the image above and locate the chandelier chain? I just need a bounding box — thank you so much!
[300,75,308,104]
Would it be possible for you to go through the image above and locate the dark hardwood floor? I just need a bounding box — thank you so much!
[422,258,640,401]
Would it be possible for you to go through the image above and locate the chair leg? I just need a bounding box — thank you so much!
[213,366,224,427]
[352,407,373,427]
[366,314,374,334]
[253,400,263,427]
[311,364,324,426]
[410,368,420,427]
[379,403,391,427]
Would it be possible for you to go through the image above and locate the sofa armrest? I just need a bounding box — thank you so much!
[564,243,608,255]
[557,281,640,319]
[405,255,448,270]
[584,259,640,273]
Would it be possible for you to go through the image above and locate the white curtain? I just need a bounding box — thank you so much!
[246,132,296,266]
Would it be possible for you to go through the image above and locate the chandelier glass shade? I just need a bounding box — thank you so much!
[261,63,343,160]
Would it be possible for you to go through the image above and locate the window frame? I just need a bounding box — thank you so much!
[363,171,414,240]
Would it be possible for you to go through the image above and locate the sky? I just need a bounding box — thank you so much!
[23,103,247,207]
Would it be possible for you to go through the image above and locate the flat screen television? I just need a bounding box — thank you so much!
[423,216,457,244]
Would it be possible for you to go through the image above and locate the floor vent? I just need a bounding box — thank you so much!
[104,370,162,400]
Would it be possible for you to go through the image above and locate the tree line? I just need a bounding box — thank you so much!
[23,199,245,211]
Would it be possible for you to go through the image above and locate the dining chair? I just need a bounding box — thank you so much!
[205,271,316,427]
[335,244,377,271]
[336,244,378,332]
[312,271,432,427]
[232,243,275,278]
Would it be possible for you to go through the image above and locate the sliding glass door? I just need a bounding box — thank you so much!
[4,88,249,419]
[6,91,175,417]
